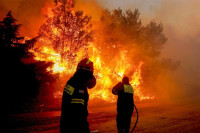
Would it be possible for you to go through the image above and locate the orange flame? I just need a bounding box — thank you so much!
[29,1,154,102]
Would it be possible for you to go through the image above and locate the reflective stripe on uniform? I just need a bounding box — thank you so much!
[64,84,75,95]
[77,67,92,71]
[71,99,85,105]
[124,84,133,94]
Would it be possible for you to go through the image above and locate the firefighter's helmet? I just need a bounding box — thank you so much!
[122,76,129,84]
[77,58,94,72]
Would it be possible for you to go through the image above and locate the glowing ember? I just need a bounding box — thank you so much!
[29,0,154,102]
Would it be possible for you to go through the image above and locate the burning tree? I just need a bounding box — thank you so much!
[38,0,93,63]
[28,0,179,103]
[99,8,168,61]
[30,1,159,102]
[98,8,179,98]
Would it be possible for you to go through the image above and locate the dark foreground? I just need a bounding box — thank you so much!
[5,101,200,133]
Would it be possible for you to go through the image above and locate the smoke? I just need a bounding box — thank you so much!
[0,0,52,37]
[94,0,200,102]
[75,0,103,21]
[0,0,102,36]
[146,0,200,101]
[1,0,199,102]
[126,0,200,101]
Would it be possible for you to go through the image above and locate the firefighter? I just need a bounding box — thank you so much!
[60,58,96,133]
[112,76,134,133]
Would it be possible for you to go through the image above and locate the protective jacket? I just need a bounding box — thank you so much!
[60,68,96,133]
[112,81,134,133]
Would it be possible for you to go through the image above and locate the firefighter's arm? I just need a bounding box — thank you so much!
[112,82,122,95]
[87,75,96,89]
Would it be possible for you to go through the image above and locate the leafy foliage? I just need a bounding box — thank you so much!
[0,11,57,114]
[0,11,24,48]
[99,8,179,96]
[100,8,167,59]
[38,0,93,62]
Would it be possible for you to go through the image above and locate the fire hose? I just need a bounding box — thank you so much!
[130,105,139,133]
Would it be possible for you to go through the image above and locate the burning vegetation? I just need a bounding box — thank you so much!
[0,0,180,111]
[30,0,157,102]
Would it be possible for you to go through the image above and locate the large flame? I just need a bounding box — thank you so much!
[30,0,154,102]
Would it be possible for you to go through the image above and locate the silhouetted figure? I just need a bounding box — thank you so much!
[112,76,134,133]
[60,58,96,133]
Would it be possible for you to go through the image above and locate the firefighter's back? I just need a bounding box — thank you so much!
[117,84,134,113]
[114,79,134,133]
[60,69,94,133]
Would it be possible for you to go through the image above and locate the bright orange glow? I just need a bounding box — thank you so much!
[29,1,154,102]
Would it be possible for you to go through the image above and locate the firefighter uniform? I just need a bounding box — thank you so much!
[112,77,134,133]
[60,58,96,133]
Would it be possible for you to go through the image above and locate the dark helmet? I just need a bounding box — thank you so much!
[122,76,129,84]
[77,58,94,72]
